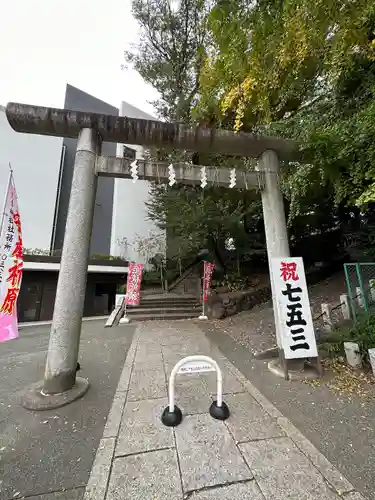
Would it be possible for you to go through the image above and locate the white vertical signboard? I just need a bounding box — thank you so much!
[270,257,318,359]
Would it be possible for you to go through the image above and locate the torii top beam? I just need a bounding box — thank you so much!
[5,103,297,160]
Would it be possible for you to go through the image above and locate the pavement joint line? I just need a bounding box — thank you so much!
[222,415,256,484]
[232,434,288,445]
[173,427,185,498]
[83,326,140,500]
[102,391,127,439]
[211,338,367,500]
[341,491,363,499]
[102,334,139,500]
[114,445,175,459]
[17,485,86,500]
[183,477,259,498]
[160,334,185,496]
[159,330,185,498]
[221,389,246,395]
[125,394,169,403]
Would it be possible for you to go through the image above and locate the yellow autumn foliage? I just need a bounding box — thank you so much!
[197,0,374,131]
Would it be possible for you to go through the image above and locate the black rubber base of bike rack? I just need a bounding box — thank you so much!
[209,400,230,421]
[161,405,183,427]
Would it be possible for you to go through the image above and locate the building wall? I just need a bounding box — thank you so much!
[18,270,120,322]
[111,101,166,265]
[52,84,118,255]
[0,105,62,251]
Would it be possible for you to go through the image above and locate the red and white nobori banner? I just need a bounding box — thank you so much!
[203,262,215,302]
[0,172,23,343]
[125,263,144,306]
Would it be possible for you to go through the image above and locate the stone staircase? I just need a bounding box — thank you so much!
[126,294,202,322]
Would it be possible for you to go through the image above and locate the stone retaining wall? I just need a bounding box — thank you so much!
[207,285,272,319]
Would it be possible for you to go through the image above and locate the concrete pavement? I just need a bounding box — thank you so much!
[0,321,135,500]
[84,321,366,500]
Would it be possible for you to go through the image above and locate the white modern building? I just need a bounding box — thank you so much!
[0,86,165,264]
[111,101,166,264]
[0,85,165,321]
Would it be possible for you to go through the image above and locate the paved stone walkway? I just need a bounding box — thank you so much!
[83,321,366,500]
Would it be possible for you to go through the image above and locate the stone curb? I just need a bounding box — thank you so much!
[223,357,366,500]
[83,326,140,500]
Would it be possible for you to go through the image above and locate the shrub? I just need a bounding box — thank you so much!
[320,312,375,366]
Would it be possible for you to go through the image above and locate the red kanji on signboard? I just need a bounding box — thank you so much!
[13,211,21,233]
[11,236,23,260]
[7,261,23,287]
[1,287,20,315]
[280,261,299,281]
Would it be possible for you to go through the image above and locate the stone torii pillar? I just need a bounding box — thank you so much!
[5,102,297,409]
[257,150,290,351]
[27,128,101,409]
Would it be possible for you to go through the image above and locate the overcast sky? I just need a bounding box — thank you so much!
[0,0,159,115]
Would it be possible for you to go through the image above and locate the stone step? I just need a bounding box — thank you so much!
[139,295,198,302]
[127,306,201,316]
[124,311,201,322]
[130,300,200,309]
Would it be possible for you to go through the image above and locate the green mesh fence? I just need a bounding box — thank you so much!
[344,263,375,319]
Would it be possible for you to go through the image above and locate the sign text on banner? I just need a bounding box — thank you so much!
[125,263,144,306]
[203,262,214,302]
[0,172,23,343]
[270,257,317,360]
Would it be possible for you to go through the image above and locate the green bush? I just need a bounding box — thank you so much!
[320,313,375,365]
[212,273,252,292]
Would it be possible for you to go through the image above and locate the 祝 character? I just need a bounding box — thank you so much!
[280,261,299,282]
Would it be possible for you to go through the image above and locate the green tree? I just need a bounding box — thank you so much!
[127,0,375,272]
[195,0,375,226]
[125,0,265,272]
[124,0,213,122]
[196,0,374,130]
[146,182,265,272]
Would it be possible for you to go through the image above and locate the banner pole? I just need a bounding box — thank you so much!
[0,169,12,236]
[202,273,205,315]
[199,262,208,320]
[120,294,130,324]
[0,165,22,344]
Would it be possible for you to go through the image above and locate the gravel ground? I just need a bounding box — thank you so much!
[208,272,347,355]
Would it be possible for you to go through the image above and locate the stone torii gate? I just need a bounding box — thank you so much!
[6,102,295,410]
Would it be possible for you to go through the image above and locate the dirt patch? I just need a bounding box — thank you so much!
[304,357,375,402]
[206,272,347,355]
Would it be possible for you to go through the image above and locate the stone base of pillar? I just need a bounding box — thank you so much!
[268,359,322,381]
[254,347,279,360]
[21,377,89,411]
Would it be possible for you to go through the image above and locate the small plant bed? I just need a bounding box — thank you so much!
[319,312,375,366]
[306,313,375,400]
